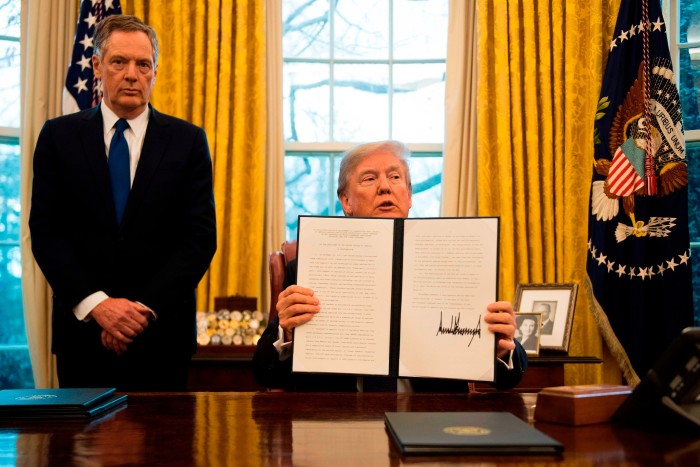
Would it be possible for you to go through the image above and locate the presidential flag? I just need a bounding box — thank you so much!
[587,0,694,385]
[62,0,122,115]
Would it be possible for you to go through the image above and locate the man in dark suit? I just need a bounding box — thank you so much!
[29,15,217,391]
[536,302,555,335]
[253,141,527,392]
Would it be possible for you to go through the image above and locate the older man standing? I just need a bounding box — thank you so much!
[253,140,526,391]
[29,15,217,391]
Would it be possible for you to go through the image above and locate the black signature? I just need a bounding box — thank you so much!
[436,312,481,347]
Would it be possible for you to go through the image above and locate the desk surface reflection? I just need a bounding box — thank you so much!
[1,391,697,466]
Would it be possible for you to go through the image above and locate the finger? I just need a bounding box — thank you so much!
[101,331,110,349]
[487,301,514,315]
[110,328,135,344]
[280,285,316,298]
[281,312,316,332]
[279,302,321,320]
[488,322,515,338]
[114,340,127,355]
[102,332,120,354]
[277,292,320,312]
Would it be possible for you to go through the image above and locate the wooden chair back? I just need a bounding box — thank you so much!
[268,240,297,321]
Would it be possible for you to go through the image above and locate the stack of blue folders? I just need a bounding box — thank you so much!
[0,387,127,419]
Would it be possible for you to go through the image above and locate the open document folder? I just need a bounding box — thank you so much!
[292,215,500,383]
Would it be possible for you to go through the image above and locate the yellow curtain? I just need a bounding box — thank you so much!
[123,1,267,311]
[477,0,622,385]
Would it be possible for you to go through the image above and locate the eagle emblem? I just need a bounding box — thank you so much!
[591,58,687,242]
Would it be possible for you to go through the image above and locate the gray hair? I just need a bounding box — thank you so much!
[94,14,159,65]
[336,140,412,198]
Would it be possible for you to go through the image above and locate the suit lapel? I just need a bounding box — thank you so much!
[123,105,170,225]
[80,106,117,224]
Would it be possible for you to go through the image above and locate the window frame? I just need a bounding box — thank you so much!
[282,0,448,239]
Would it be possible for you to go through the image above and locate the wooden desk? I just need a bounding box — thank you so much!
[188,345,261,392]
[1,392,696,465]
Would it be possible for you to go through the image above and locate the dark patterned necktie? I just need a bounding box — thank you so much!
[108,118,130,225]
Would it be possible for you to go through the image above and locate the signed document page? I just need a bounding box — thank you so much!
[293,216,395,375]
[398,218,498,382]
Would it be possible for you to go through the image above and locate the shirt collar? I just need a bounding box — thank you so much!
[100,103,150,137]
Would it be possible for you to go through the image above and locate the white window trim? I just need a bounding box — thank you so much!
[0,127,20,138]
[284,142,443,153]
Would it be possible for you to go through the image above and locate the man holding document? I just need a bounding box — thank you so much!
[253,141,527,391]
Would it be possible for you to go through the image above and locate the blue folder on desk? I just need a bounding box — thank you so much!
[0,387,127,419]
[384,412,563,455]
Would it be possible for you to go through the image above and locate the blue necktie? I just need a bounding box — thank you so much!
[108,119,130,225]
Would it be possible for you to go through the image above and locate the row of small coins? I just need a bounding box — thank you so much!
[196,309,266,346]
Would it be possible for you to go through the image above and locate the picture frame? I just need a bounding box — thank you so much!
[514,312,542,356]
[513,283,578,353]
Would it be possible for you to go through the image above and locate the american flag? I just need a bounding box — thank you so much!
[62,0,122,115]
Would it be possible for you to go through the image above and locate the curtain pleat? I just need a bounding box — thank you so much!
[262,0,287,318]
[20,0,77,388]
[442,1,478,217]
[477,0,622,385]
[124,1,267,311]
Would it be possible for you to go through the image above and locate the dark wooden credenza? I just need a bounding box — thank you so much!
[188,346,602,392]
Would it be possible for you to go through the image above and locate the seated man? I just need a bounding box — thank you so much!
[253,140,527,391]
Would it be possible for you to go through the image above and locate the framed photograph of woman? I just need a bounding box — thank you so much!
[513,283,578,353]
[514,312,542,356]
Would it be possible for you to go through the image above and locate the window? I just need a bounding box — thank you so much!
[0,0,33,388]
[666,0,700,324]
[282,0,448,239]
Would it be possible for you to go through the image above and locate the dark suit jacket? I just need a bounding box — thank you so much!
[253,260,528,392]
[541,319,554,335]
[29,105,217,361]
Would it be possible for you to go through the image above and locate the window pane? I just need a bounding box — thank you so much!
[394,0,448,60]
[679,0,700,43]
[688,142,700,242]
[334,0,389,60]
[334,63,389,141]
[392,63,446,143]
[688,141,700,326]
[679,47,700,131]
[0,142,21,243]
[0,141,30,389]
[282,0,330,59]
[0,0,20,37]
[0,39,20,128]
[0,244,22,345]
[284,63,330,141]
[408,156,442,217]
[0,347,33,389]
[285,154,333,238]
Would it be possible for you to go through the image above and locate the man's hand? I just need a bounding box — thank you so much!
[277,285,320,342]
[91,298,151,349]
[101,329,128,355]
[484,301,517,359]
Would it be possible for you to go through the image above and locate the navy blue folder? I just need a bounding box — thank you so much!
[384,412,563,455]
[0,388,127,419]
